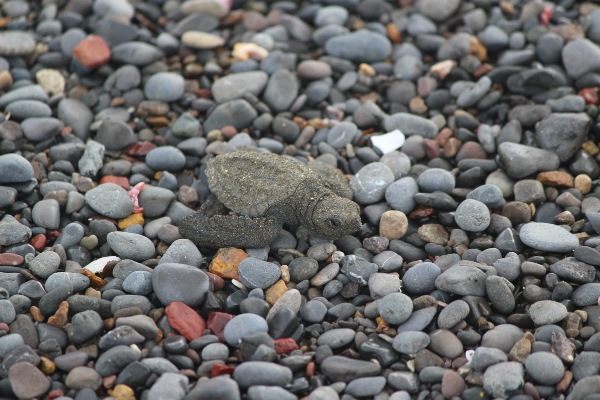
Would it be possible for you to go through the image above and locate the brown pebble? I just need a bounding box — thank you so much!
[554,211,575,226]
[48,301,69,327]
[523,382,541,400]
[177,185,198,207]
[379,210,408,240]
[409,96,427,114]
[417,224,449,245]
[423,139,439,159]
[469,36,487,61]
[208,247,248,280]
[508,331,533,363]
[265,280,288,305]
[30,306,45,322]
[556,370,573,394]
[386,22,402,43]
[0,70,13,90]
[456,141,487,161]
[81,269,106,288]
[502,201,532,225]
[441,370,466,398]
[414,349,444,372]
[537,171,574,187]
[220,125,237,139]
[443,137,462,158]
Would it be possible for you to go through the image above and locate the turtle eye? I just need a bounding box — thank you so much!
[330,218,341,227]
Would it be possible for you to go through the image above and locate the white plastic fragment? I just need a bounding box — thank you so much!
[370,129,406,154]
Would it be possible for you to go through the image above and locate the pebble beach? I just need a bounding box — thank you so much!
[2,0,600,399]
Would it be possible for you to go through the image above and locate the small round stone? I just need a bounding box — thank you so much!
[402,262,441,295]
[377,292,413,324]
[379,210,408,240]
[528,300,568,325]
[524,351,565,385]
[152,263,210,307]
[438,300,470,329]
[317,328,356,349]
[145,146,187,171]
[417,168,456,193]
[455,199,491,232]
[107,232,156,262]
[238,258,281,289]
[8,362,50,398]
[223,313,268,347]
[85,183,134,219]
[350,162,395,205]
[144,72,185,102]
[392,331,430,355]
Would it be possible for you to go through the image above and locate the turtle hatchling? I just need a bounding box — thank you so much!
[179,151,362,248]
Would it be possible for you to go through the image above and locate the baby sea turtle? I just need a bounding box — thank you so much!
[179,151,361,248]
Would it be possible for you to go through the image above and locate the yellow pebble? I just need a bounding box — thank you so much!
[118,213,144,230]
[108,385,136,400]
[574,174,592,194]
[39,357,56,375]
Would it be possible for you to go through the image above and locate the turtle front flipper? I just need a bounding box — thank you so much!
[179,196,283,248]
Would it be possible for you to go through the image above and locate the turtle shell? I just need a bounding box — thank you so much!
[308,160,353,199]
[206,151,315,217]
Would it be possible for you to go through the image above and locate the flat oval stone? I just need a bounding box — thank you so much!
[519,222,579,252]
[211,71,268,103]
[144,72,185,102]
[233,361,292,389]
[324,30,391,63]
[152,263,210,307]
[84,183,134,219]
[0,31,36,55]
[237,258,281,290]
[0,154,34,183]
[223,313,268,347]
[320,356,382,382]
[528,300,568,325]
[383,113,439,138]
[145,146,186,171]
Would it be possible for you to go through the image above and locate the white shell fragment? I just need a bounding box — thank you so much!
[84,256,121,273]
[370,129,406,154]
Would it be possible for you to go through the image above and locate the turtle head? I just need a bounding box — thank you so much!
[309,194,361,239]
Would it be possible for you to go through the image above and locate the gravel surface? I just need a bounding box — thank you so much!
[2,0,600,399]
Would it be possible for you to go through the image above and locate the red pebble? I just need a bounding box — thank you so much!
[125,141,156,157]
[73,35,111,69]
[165,302,206,341]
[539,5,553,26]
[211,363,235,377]
[30,234,47,251]
[409,207,435,219]
[100,175,130,190]
[0,253,24,266]
[47,390,65,400]
[579,88,600,105]
[0,323,9,332]
[274,338,299,354]
[128,182,145,214]
[207,312,234,342]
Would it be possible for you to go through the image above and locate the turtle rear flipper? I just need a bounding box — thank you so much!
[179,212,282,249]
[179,195,282,248]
